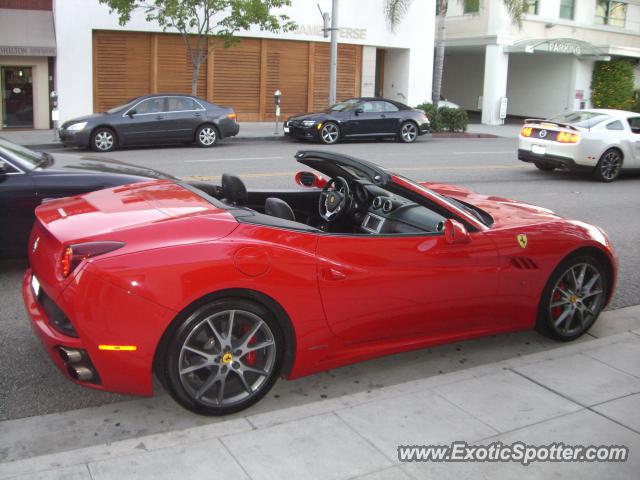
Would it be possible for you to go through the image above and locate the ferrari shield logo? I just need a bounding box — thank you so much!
[329,196,335,204]
[517,234,528,249]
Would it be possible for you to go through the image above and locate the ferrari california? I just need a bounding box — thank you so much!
[284,98,430,144]
[23,151,616,415]
[518,109,640,182]
[58,94,239,152]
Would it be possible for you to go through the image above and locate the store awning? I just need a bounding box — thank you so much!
[505,38,610,60]
[0,8,56,57]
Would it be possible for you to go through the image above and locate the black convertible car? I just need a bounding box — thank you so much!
[58,94,239,152]
[284,98,430,144]
[0,137,174,257]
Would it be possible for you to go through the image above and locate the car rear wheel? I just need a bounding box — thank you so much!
[161,298,283,415]
[196,125,219,148]
[593,149,622,182]
[319,122,340,144]
[534,162,555,171]
[90,128,116,152]
[399,121,418,143]
[536,255,608,342]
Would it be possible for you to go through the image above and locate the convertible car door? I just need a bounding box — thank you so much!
[316,232,500,343]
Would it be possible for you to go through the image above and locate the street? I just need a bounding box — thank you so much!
[1,135,639,463]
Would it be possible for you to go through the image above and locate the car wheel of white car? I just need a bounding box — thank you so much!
[593,149,622,182]
[534,162,555,172]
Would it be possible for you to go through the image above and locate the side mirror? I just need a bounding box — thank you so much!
[354,108,363,116]
[444,219,471,245]
[127,109,137,118]
[295,171,327,189]
[0,162,7,175]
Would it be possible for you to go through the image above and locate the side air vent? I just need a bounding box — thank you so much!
[510,257,539,270]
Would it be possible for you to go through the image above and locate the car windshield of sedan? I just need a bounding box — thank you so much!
[325,99,360,113]
[550,111,609,128]
[0,137,46,169]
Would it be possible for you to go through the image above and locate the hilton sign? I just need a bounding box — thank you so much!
[294,24,367,40]
[0,45,56,56]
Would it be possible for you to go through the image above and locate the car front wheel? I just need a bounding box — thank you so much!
[90,127,116,152]
[534,162,555,171]
[593,149,622,182]
[536,255,608,341]
[319,122,340,145]
[161,298,283,415]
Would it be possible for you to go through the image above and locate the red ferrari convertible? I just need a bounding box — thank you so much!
[23,151,616,415]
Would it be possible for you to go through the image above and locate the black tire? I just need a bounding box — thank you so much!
[195,124,219,148]
[535,254,609,342]
[319,122,340,145]
[159,298,283,415]
[534,162,555,171]
[90,127,117,152]
[399,121,418,143]
[593,148,622,182]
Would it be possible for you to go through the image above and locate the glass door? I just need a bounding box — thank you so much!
[2,66,34,128]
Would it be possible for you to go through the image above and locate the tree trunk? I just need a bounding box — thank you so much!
[432,1,447,105]
[191,61,200,96]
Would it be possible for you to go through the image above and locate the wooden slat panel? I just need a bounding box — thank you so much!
[263,39,308,120]
[211,37,261,119]
[312,43,362,111]
[93,30,151,113]
[156,33,207,98]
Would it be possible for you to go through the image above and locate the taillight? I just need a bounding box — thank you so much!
[520,126,533,137]
[556,132,579,143]
[61,241,125,278]
[227,113,237,120]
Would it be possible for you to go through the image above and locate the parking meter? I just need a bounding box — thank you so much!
[50,91,59,139]
[274,89,282,134]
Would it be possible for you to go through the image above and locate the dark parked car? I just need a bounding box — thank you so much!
[284,98,430,144]
[0,137,175,257]
[59,94,239,152]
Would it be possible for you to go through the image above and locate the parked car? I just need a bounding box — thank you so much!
[284,98,430,144]
[59,94,239,152]
[24,150,616,415]
[518,109,640,182]
[0,137,174,257]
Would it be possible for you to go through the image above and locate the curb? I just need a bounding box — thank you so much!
[432,132,498,138]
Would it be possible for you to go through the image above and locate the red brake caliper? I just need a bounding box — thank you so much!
[551,281,565,320]
[241,323,257,366]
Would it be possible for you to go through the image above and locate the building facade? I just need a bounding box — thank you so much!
[0,0,56,130]
[440,0,640,124]
[51,0,435,125]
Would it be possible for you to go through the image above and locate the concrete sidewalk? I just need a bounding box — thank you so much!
[0,122,520,150]
[2,313,639,479]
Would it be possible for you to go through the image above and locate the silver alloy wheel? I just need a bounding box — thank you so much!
[321,123,339,144]
[198,127,217,146]
[178,309,276,407]
[400,122,417,143]
[549,263,605,336]
[94,131,114,151]
[600,150,621,181]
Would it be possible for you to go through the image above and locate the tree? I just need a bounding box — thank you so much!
[384,0,523,105]
[99,0,297,95]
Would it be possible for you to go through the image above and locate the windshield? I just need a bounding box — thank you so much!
[105,98,139,114]
[549,111,609,128]
[325,99,361,113]
[0,137,46,169]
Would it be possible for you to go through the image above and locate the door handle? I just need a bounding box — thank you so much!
[194,112,202,117]
[321,267,347,281]
[380,114,386,118]
[155,115,165,120]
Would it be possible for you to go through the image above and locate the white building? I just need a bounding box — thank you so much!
[50,0,435,125]
[437,0,640,124]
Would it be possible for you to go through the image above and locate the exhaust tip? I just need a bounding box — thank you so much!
[67,365,94,382]
[58,347,83,364]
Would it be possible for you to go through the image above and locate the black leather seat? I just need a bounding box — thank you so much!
[221,174,248,206]
[265,197,295,222]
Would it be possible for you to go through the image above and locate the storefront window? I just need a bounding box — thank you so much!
[525,0,539,14]
[463,0,479,14]
[559,0,575,19]
[595,1,627,27]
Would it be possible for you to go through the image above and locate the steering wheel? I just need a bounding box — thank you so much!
[319,176,351,222]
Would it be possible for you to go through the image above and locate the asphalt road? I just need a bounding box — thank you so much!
[1,135,639,432]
